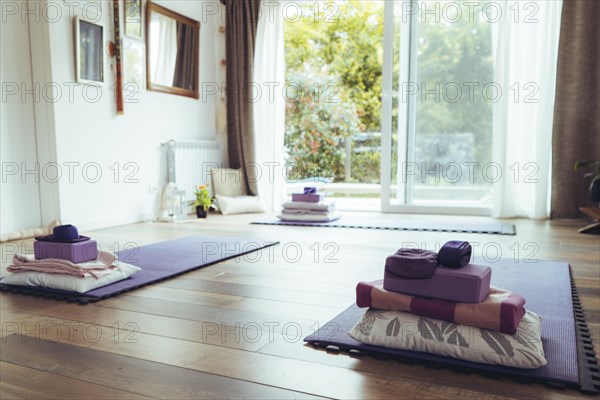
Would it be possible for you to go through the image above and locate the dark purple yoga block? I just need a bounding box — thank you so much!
[383,264,492,303]
[34,240,98,263]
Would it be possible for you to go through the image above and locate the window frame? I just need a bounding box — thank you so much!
[380,0,493,216]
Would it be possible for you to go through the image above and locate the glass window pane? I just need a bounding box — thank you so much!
[409,0,494,206]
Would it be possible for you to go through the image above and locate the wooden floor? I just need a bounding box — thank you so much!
[1,213,598,399]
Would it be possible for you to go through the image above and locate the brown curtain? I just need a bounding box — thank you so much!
[551,0,600,218]
[221,0,261,195]
[173,22,196,91]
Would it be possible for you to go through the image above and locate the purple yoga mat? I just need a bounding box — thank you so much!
[85,236,278,297]
[305,259,582,387]
[0,236,278,301]
[252,216,516,235]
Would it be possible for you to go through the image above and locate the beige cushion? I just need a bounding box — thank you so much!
[211,168,246,197]
[215,195,266,215]
[348,308,547,369]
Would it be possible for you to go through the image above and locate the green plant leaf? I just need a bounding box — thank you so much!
[574,160,600,171]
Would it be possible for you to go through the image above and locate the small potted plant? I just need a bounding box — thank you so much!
[574,160,600,234]
[574,160,600,204]
[193,184,212,218]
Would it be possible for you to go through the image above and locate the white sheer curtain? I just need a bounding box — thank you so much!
[492,0,563,219]
[253,2,286,212]
[151,14,177,86]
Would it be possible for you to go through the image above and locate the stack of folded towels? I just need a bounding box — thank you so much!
[277,187,340,222]
[0,224,140,294]
[349,241,548,369]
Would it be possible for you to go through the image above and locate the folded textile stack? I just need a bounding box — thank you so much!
[349,241,545,369]
[277,187,340,222]
[10,251,120,279]
[0,224,140,293]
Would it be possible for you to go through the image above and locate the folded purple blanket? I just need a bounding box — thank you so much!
[356,280,526,334]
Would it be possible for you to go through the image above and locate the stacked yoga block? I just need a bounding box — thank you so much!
[34,240,98,263]
[356,240,530,336]
[383,241,491,303]
[351,241,547,370]
[34,224,98,263]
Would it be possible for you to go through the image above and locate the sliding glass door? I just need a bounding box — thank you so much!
[381,0,494,215]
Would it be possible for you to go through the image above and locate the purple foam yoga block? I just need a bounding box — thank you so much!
[291,193,324,203]
[383,264,492,303]
[34,240,98,263]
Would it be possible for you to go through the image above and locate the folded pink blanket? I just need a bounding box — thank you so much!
[356,280,526,334]
[8,251,118,279]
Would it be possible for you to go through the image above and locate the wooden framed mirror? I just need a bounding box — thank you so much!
[145,1,200,99]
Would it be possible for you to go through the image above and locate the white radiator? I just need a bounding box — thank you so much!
[163,139,221,202]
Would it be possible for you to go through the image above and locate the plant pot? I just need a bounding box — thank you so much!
[589,178,600,203]
[195,206,208,219]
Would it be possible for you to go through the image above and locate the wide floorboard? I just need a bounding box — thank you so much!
[1,213,598,399]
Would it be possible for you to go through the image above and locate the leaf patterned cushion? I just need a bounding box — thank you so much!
[348,309,547,369]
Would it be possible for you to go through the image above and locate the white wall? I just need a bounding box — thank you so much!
[0,1,43,234]
[43,0,226,230]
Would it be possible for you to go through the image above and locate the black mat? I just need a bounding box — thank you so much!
[0,236,278,304]
[304,259,600,395]
[252,216,516,235]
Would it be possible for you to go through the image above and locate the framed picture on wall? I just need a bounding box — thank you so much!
[74,16,105,84]
[124,0,143,39]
